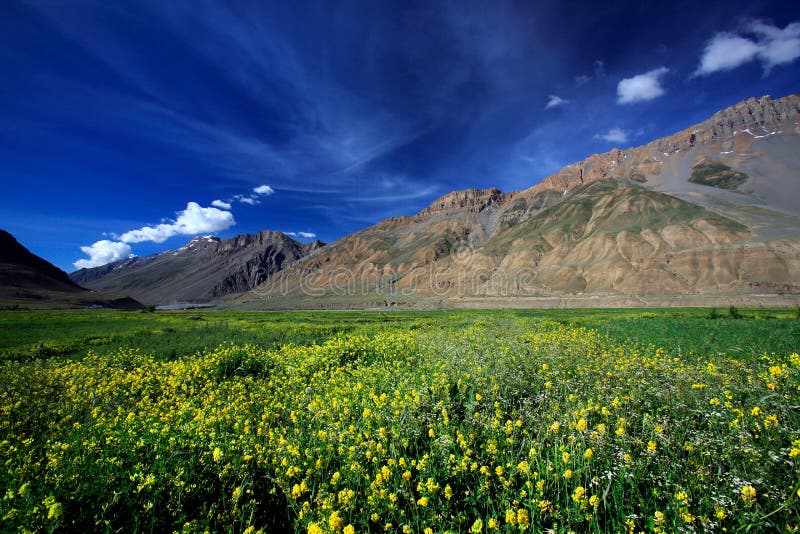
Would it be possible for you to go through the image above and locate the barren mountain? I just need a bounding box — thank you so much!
[0,230,141,309]
[238,94,800,309]
[71,231,323,305]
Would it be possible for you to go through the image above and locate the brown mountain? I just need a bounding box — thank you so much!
[0,230,141,309]
[71,231,324,305]
[237,94,800,309]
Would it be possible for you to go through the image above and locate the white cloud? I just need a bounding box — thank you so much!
[253,184,274,195]
[617,67,669,104]
[594,128,629,144]
[74,240,132,269]
[544,95,568,110]
[695,34,760,75]
[695,20,800,76]
[211,199,232,209]
[118,202,235,244]
[235,195,259,205]
[285,231,317,239]
[750,20,800,71]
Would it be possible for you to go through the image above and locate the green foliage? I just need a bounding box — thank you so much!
[689,162,748,190]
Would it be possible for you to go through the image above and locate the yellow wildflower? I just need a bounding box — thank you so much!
[741,485,756,505]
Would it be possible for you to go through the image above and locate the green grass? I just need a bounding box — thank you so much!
[1,308,798,532]
[1,307,797,362]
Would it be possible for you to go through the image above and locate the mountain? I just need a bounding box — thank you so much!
[236,94,800,309]
[0,230,141,309]
[71,231,324,305]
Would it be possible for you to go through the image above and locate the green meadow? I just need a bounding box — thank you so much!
[1,308,798,532]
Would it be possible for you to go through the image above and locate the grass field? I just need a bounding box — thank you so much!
[1,308,798,532]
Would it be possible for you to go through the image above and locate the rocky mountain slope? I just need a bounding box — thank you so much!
[237,94,800,309]
[71,231,323,305]
[0,230,141,309]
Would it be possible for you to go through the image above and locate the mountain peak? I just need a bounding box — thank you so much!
[421,188,506,215]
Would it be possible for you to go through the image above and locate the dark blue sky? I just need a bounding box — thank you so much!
[1,0,798,271]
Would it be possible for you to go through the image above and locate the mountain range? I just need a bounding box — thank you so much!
[71,231,323,305]
[16,93,800,309]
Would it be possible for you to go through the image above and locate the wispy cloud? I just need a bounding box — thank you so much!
[544,95,568,110]
[226,184,276,206]
[574,60,605,87]
[695,20,800,76]
[74,240,133,269]
[617,67,669,104]
[211,200,231,209]
[594,128,630,144]
[285,231,316,239]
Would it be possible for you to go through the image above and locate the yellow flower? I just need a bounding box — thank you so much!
[741,485,757,505]
[589,494,600,508]
[549,421,561,433]
[343,526,355,534]
[308,523,324,534]
[583,448,593,459]
[647,440,657,452]
[576,417,587,431]
[495,465,504,477]
[562,451,570,463]
[469,519,483,533]
[444,484,453,500]
[563,469,573,479]
[417,496,429,507]
[47,501,63,520]
[572,486,586,503]
[329,511,346,532]
[516,509,530,529]
[505,509,516,525]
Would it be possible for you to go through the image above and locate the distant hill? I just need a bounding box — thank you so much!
[71,231,324,305]
[237,94,800,309]
[0,230,141,309]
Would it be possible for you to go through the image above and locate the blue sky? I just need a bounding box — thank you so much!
[1,1,798,272]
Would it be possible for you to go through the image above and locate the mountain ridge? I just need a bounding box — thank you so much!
[71,230,324,305]
[236,93,800,308]
[69,94,800,308]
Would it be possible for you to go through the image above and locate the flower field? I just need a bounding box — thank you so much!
[1,310,799,532]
